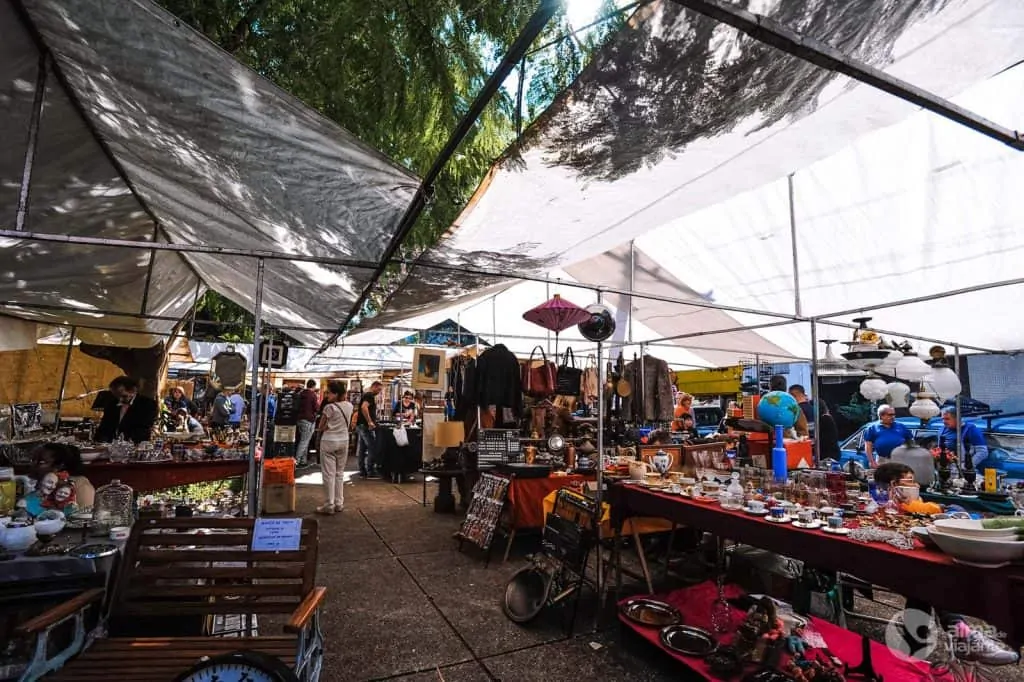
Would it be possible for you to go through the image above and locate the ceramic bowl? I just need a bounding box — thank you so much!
[931,518,1018,539]
[80,450,103,463]
[109,526,131,541]
[33,516,66,536]
[911,526,938,548]
[1,523,37,552]
[927,527,1024,565]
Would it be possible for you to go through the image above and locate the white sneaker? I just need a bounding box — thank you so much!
[959,631,1020,666]
[315,503,335,515]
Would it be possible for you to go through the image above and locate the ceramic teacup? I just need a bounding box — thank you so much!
[796,509,817,525]
[747,499,766,513]
[769,507,787,520]
[827,515,844,530]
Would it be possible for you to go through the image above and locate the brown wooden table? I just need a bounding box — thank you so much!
[608,482,1024,647]
[13,460,250,493]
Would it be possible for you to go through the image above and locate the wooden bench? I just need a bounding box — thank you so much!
[16,517,326,681]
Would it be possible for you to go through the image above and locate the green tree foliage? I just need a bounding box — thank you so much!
[158,0,628,333]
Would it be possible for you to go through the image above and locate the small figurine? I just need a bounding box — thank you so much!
[785,625,808,658]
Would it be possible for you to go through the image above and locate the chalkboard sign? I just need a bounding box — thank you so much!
[455,473,510,552]
[274,388,301,426]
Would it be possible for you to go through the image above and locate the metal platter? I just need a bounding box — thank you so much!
[69,543,119,559]
[619,597,682,628]
[660,624,717,657]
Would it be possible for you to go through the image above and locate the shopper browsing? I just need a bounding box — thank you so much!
[938,406,989,469]
[316,381,353,515]
[356,381,383,478]
[295,380,320,468]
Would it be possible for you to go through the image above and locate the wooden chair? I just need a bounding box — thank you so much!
[16,517,326,682]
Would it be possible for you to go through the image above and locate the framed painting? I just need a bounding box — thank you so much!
[412,348,446,392]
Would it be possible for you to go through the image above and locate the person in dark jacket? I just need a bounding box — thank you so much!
[475,344,522,421]
[95,376,158,444]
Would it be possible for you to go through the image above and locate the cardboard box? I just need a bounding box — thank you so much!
[261,483,296,514]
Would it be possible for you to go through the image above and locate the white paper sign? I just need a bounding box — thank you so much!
[252,517,302,552]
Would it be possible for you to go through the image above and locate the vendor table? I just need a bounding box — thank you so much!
[620,580,942,680]
[377,425,423,483]
[77,460,247,493]
[609,483,1024,648]
[505,473,592,530]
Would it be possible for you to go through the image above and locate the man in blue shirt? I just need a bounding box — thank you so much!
[938,406,989,469]
[863,404,913,467]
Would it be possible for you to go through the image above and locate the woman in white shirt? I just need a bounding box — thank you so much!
[316,380,353,515]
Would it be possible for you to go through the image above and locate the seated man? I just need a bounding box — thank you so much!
[874,462,1018,665]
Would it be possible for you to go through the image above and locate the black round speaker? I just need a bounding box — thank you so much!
[577,303,616,342]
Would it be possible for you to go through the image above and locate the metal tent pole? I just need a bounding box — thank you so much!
[810,320,819,464]
[628,240,635,344]
[955,344,962,467]
[53,326,76,426]
[788,173,802,317]
[594,289,606,624]
[247,258,266,517]
[15,54,48,232]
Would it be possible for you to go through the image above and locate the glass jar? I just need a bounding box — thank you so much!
[93,478,134,534]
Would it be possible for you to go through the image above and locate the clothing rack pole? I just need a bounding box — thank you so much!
[246,258,266,517]
[53,326,76,426]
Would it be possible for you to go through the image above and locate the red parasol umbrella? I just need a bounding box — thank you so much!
[522,294,592,356]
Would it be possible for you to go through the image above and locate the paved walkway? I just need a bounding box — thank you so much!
[293,468,685,682]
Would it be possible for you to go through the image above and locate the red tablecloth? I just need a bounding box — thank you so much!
[504,474,591,529]
[609,483,1024,647]
[619,581,946,681]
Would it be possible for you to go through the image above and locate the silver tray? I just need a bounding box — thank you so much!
[660,624,717,657]
[619,597,682,628]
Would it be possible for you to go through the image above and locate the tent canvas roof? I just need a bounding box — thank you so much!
[1,0,418,348]
[362,0,1024,356]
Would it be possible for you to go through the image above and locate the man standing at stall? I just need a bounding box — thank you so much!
[295,379,320,468]
[356,381,383,479]
[938,406,989,469]
[863,404,913,467]
[95,376,159,444]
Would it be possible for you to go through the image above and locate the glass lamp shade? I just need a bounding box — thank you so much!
[909,395,941,421]
[894,353,932,381]
[924,367,962,400]
[886,382,911,408]
[859,377,889,401]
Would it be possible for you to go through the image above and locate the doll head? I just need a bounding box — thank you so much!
[53,481,76,507]
[39,471,59,496]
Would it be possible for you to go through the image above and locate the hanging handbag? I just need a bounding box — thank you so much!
[555,347,583,396]
[522,345,556,398]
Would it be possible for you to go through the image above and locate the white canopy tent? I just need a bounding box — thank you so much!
[360,0,1024,358]
[173,341,415,376]
[1,0,418,348]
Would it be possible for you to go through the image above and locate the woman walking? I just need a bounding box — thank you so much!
[316,380,353,515]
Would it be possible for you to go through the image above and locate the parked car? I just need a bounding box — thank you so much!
[693,405,725,437]
[838,414,1024,482]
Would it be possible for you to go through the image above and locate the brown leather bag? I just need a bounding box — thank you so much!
[522,345,556,398]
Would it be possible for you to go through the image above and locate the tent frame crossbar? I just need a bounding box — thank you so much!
[668,0,1024,151]
[15,52,48,233]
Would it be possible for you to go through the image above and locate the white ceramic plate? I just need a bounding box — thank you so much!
[927,527,1024,565]
[932,518,1019,539]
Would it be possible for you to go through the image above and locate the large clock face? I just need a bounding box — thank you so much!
[174,652,298,682]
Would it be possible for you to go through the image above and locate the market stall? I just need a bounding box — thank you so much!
[608,481,1024,648]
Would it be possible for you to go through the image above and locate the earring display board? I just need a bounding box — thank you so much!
[456,473,510,553]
